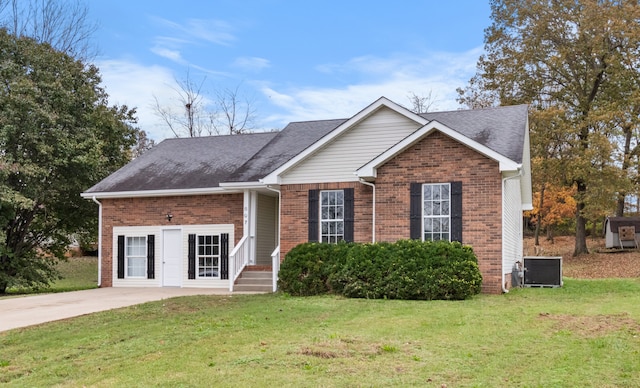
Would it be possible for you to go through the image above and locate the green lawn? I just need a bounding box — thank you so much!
[3,256,98,296]
[1,278,639,387]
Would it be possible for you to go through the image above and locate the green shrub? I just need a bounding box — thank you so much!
[277,242,351,296]
[279,240,483,300]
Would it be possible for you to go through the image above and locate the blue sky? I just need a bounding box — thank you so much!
[89,1,491,141]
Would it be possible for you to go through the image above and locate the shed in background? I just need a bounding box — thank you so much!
[604,217,640,249]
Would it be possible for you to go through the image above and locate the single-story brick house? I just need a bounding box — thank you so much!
[81,97,532,294]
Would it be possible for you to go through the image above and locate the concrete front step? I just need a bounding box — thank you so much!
[234,271,273,292]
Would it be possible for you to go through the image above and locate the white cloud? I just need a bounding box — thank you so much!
[261,48,482,127]
[97,59,181,141]
[233,57,270,72]
[150,46,186,64]
[151,16,236,46]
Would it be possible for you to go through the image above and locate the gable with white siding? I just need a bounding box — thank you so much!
[280,107,422,184]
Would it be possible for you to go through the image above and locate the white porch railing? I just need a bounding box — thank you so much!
[229,235,249,292]
[271,246,280,292]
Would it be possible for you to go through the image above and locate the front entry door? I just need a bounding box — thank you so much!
[162,229,182,287]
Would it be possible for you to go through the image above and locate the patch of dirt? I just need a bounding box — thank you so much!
[524,236,640,279]
[538,312,640,338]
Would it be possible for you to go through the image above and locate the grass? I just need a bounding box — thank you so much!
[3,256,98,296]
[1,278,640,387]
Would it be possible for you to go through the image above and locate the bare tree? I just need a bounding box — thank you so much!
[0,0,97,59]
[213,84,256,135]
[406,91,437,114]
[153,72,213,138]
[154,72,257,137]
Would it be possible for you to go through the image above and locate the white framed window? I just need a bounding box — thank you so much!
[423,183,451,241]
[320,190,344,243]
[198,235,219,278]
[126,236,147,278]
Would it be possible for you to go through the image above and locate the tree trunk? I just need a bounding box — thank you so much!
[534,183,545,246]
[574,181,589,255]
[616,124,634,217]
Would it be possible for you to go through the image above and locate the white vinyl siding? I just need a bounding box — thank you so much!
[502,174,523,279]
[281,107,421,184]
[256,193,278,266]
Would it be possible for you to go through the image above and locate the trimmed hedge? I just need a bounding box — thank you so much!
[278,240,482,300]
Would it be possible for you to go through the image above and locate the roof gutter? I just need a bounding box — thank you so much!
[80,186,238,199]
[91,196,102,287]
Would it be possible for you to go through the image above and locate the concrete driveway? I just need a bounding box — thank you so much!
[0,287,236,332]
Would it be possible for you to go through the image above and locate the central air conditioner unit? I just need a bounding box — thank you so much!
[523,256,562,288]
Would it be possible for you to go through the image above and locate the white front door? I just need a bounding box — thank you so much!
[162,229,182,287]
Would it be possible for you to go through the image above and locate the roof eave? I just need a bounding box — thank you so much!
[80,186,238,199]
[356,120,522,179]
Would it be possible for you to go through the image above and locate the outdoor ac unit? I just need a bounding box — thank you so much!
[523,256,563,287]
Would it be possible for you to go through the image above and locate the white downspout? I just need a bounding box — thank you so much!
[359,179,376,243]
[91,196,102,287]
[501,168,524,294]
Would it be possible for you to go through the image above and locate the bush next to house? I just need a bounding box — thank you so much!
[278,240,482,300]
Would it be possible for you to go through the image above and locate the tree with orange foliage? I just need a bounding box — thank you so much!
[526,185,576,245]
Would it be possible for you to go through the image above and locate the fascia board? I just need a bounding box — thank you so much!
[260,96,428,184]
[219,181,268,190]
[357,120,521,179]
[80,186,238,199]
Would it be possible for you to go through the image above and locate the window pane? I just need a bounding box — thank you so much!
[424,186,432,200]
[433,201,441,215]
[424,201,432,216]
[442,218,450,232]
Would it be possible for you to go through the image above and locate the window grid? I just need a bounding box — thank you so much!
[126,236,146,278]
[198,235,219,278]
[423,183,451,241]
[320,190,344,243]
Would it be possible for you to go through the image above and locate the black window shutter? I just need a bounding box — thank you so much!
[188,234,196,279]
[117,235,125,279]
[308,189,319,242]
[147,235,155,279]
[221,233,229,280]
[343,188,354,242]
[451,181,463,242]
[409,183,422,239]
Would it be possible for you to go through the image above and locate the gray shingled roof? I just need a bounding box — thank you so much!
[84,103,527,195]
[84,132,278,193]
[226,119,347,182]
[421,104,528,163]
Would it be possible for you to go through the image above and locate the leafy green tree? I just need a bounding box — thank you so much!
[0,29,137,293]
[458,0,640,255]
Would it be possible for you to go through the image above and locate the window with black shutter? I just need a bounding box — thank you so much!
[410,182,462,242]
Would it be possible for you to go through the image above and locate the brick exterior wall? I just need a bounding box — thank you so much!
[375,132,503,294]
[279,131,504,294]
[99,193,243,286]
